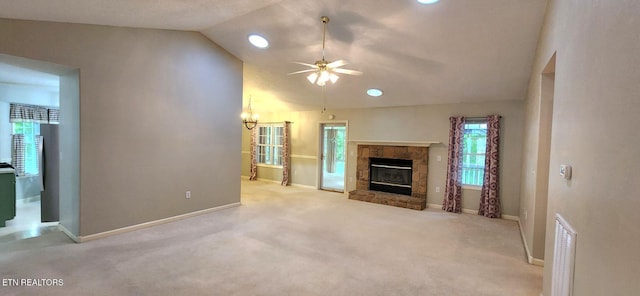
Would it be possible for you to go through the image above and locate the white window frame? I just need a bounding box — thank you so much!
[12,121,41,176]
[255,123,284,168]
[461,120,487,189]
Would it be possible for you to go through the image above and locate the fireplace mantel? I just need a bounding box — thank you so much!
[348,140,440,147]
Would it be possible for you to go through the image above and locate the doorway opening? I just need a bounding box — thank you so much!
[0,67,60,242]
[533,52,556,262]
[0,54,79,243]
[319,122,347,192]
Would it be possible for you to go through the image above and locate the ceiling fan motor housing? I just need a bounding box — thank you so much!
[315,60,328,70]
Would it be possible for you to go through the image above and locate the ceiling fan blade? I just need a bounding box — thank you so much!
[288,69,318,75]
[327,60,347,68]
[333,68,363,76]
[292,61,319,69]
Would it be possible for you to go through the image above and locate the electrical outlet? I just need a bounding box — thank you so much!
[349,177,353,183]
[186,191,191,199]
[437,155,442,162]
[435,187,441,193]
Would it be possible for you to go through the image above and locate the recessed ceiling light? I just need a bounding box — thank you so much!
[248,34,269,48]
[367,88,383,97]
[417,0,440,4]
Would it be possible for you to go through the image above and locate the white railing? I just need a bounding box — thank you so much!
[462,166,484,186]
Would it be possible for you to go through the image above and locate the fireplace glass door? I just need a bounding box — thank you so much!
[369,158,412,195]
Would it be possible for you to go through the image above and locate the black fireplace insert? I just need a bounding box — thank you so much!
[369,158,412,195]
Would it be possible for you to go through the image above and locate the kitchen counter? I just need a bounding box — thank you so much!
[0,168,15,174]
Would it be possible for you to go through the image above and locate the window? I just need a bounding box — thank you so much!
[461,120,487,187]
[256,123,284,167]
[12,122,40,175]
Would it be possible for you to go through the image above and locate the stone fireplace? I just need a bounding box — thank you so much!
[349,144,429,210]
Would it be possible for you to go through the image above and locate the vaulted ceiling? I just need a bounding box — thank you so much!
[0,0,548,112]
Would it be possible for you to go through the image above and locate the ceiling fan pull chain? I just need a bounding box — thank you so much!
[321,85,327,113]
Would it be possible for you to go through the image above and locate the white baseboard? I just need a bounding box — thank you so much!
[501,214,519,221]
[427,204,520,221]
[291,183,317,190]
[531,257,544,266]
[427,203,442,210]
[517,219,533,263]
[517,219,545,266]
[462,208,478,215]
[69,203,240,243]
[242,175,318,190]
[58,224,80,243]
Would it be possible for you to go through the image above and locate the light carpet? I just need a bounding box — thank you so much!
[0,179,542,295]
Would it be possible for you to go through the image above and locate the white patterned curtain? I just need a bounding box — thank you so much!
[281,121,291,186]
[48,109,60,124]
[11,134,26,176]
[10,103,59,124]
[443,116,465,213]
[479,115,502,218]
[249,128,258,181]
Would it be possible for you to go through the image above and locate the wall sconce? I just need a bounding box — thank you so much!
[241,96,259,130]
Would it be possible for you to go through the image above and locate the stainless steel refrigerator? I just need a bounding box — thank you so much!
[40,124,59,222]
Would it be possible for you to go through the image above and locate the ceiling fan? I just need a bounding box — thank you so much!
[289,16,362,86]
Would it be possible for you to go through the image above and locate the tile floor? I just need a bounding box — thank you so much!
[0,196,59,243]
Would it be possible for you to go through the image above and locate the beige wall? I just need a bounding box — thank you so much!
[0,19,243,236]
[521,1,640,295]
[519,65,556,262]
[243,100,525,216]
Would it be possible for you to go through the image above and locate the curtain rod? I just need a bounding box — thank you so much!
[258,121,293,124]
[464,116,501,121]
[10,102,59,109]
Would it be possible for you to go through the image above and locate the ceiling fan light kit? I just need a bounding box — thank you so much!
[289,16,362,86]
